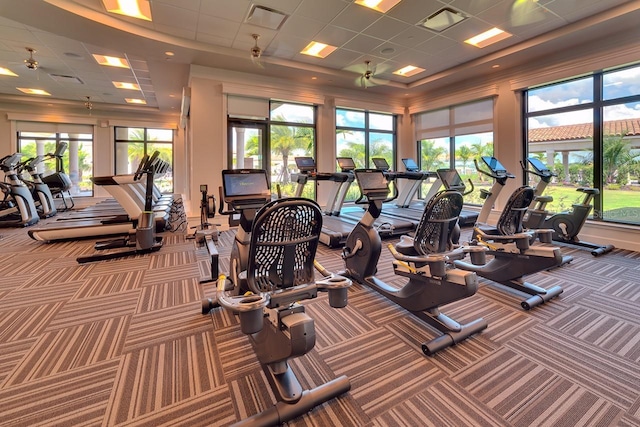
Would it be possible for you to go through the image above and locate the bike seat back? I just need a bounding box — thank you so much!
[413,190,463,255]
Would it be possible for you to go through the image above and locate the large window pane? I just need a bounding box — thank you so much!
[603,65,640,100]
[271,125,315,197]
[527,77,593,113]
[369,113,393,131]
[336,109,365,128]
[601,103,640,224]
[337,130,365,168]
[419,137,449,197]
[270,102,314,124]
[455,132,493,205]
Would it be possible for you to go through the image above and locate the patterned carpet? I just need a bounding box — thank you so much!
[0,205,639,427]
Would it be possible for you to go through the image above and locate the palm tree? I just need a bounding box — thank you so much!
[602,133,640,184]
[270,115,314,183]
[456,145,472,174]
[420,140,447,172]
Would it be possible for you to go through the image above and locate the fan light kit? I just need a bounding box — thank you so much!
[24,48,38,70]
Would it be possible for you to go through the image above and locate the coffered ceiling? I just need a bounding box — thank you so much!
[0,0,638,114]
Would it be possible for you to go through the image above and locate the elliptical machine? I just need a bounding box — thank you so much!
[18,154,57,218]
[0,153,39,227]
[41,142,74,210]
[522,157,614,256]
[212,169,352,426]
[341,168,487,355]
[454,157,564,310]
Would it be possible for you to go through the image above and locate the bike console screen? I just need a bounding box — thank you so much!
[402,158,419,172]
[528,157,550,173]
[222,169,270,206]
[482,156,507,174]
[437,169,464,190]
[337,157,356,172]
[355,169,389,200]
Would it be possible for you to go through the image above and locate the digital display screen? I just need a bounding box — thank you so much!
[337,157,356,171]
[222,169,270,199]
[437,169,463,188]
[295,156,316,171]
[372,158,389,170]
[402,158,419,171]
[528,157,549,173]
[356,170,388,192]
[482,156,506,173]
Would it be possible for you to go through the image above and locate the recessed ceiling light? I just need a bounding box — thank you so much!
[492,64,500,69]
[92,54,130,68]
[0,67,18,77]
[419,7,466,32]
[393,65,425,77]
[311,76,317,80]
[17,88,51,96]
[465,27,512,48]
[354,0,403,13]
[164,51,174,56]
[101,0,152,21]
[300,41,337,58]
[113,81,140,90]
[125,98,146,104]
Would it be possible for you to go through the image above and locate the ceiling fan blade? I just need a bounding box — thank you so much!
[251,54,265,69]
[510,0,547,26]
[345,63,367,74]
[368,77,388,86]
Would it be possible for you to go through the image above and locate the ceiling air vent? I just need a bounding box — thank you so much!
[49,73,84,84]
[246,5,288,30]
[419,7,467,32]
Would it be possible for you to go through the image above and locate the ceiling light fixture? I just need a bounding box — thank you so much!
[125,98,146,104]
[101,0,152,21]
[85,96,93,110]
[92,54,130,68]
[393,65,425,77]
[354,0,403,13]
[465,27,512,48]
[113,81,140,90]
[17,88,51,96]
[0,67,18,77]
[419,7,466,32]
[300,41,337,58]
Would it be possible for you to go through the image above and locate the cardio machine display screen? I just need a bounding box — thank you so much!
[437,169,464,189]
[356,170,388,192]
[528,157,550,173]
[337,157,356,171]
[295,157,316,171]
[402,158,419,171]
[482,156,506,173]
[222,170,270,200]
[372,158,389,170]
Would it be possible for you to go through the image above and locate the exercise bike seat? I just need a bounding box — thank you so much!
[476,185,534,236]
[395,189,464,259]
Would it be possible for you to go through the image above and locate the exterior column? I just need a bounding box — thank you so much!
[235,127,245,168]
[562,151,570,183]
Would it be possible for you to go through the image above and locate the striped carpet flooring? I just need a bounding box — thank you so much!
[0,209,639,426]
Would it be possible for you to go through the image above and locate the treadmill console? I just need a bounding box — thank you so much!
[337,157,356,172]
[295,156,316,173]
[372,157,390,171]
[402,158,419,172]
[222,169,271,208]
[355,169,389,201]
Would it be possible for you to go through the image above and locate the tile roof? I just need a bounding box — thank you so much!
[529,118,640,142]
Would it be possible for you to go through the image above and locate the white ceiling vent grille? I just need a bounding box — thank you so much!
[246,5,288,30]
[49,73,84,84]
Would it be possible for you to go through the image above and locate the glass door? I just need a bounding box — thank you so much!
[228,121,268,170]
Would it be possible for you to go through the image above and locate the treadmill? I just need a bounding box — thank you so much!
[335,158,417,240]
[292,156,356,248]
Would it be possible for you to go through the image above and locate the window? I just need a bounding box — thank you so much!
[115,127,174,193]
[18,129,93,196]
[336,108,395,200]
[227,101,316,198]
[414,99,494,204]
[524,64,640,225]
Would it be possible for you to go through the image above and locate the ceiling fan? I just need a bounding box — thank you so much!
[250,34,264,69]
[24,47,39,70]
[354,60,388,89]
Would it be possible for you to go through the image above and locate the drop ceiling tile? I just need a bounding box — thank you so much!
[196,14,241,38]
[296,0,350,23]
[332,3,383,32]
[342,34,385,55]
[279,15,326,39]
[195,33,234,48]
[413,34,458,55]
[391,25,437,48]
[198,0,251,22]
[150,2,199,29]
[362,16,410,41]
[314,25,358,47]
[252,0,305,15]
[450,0,508,16]
[154,23,196,40]
[153,0,201,12]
